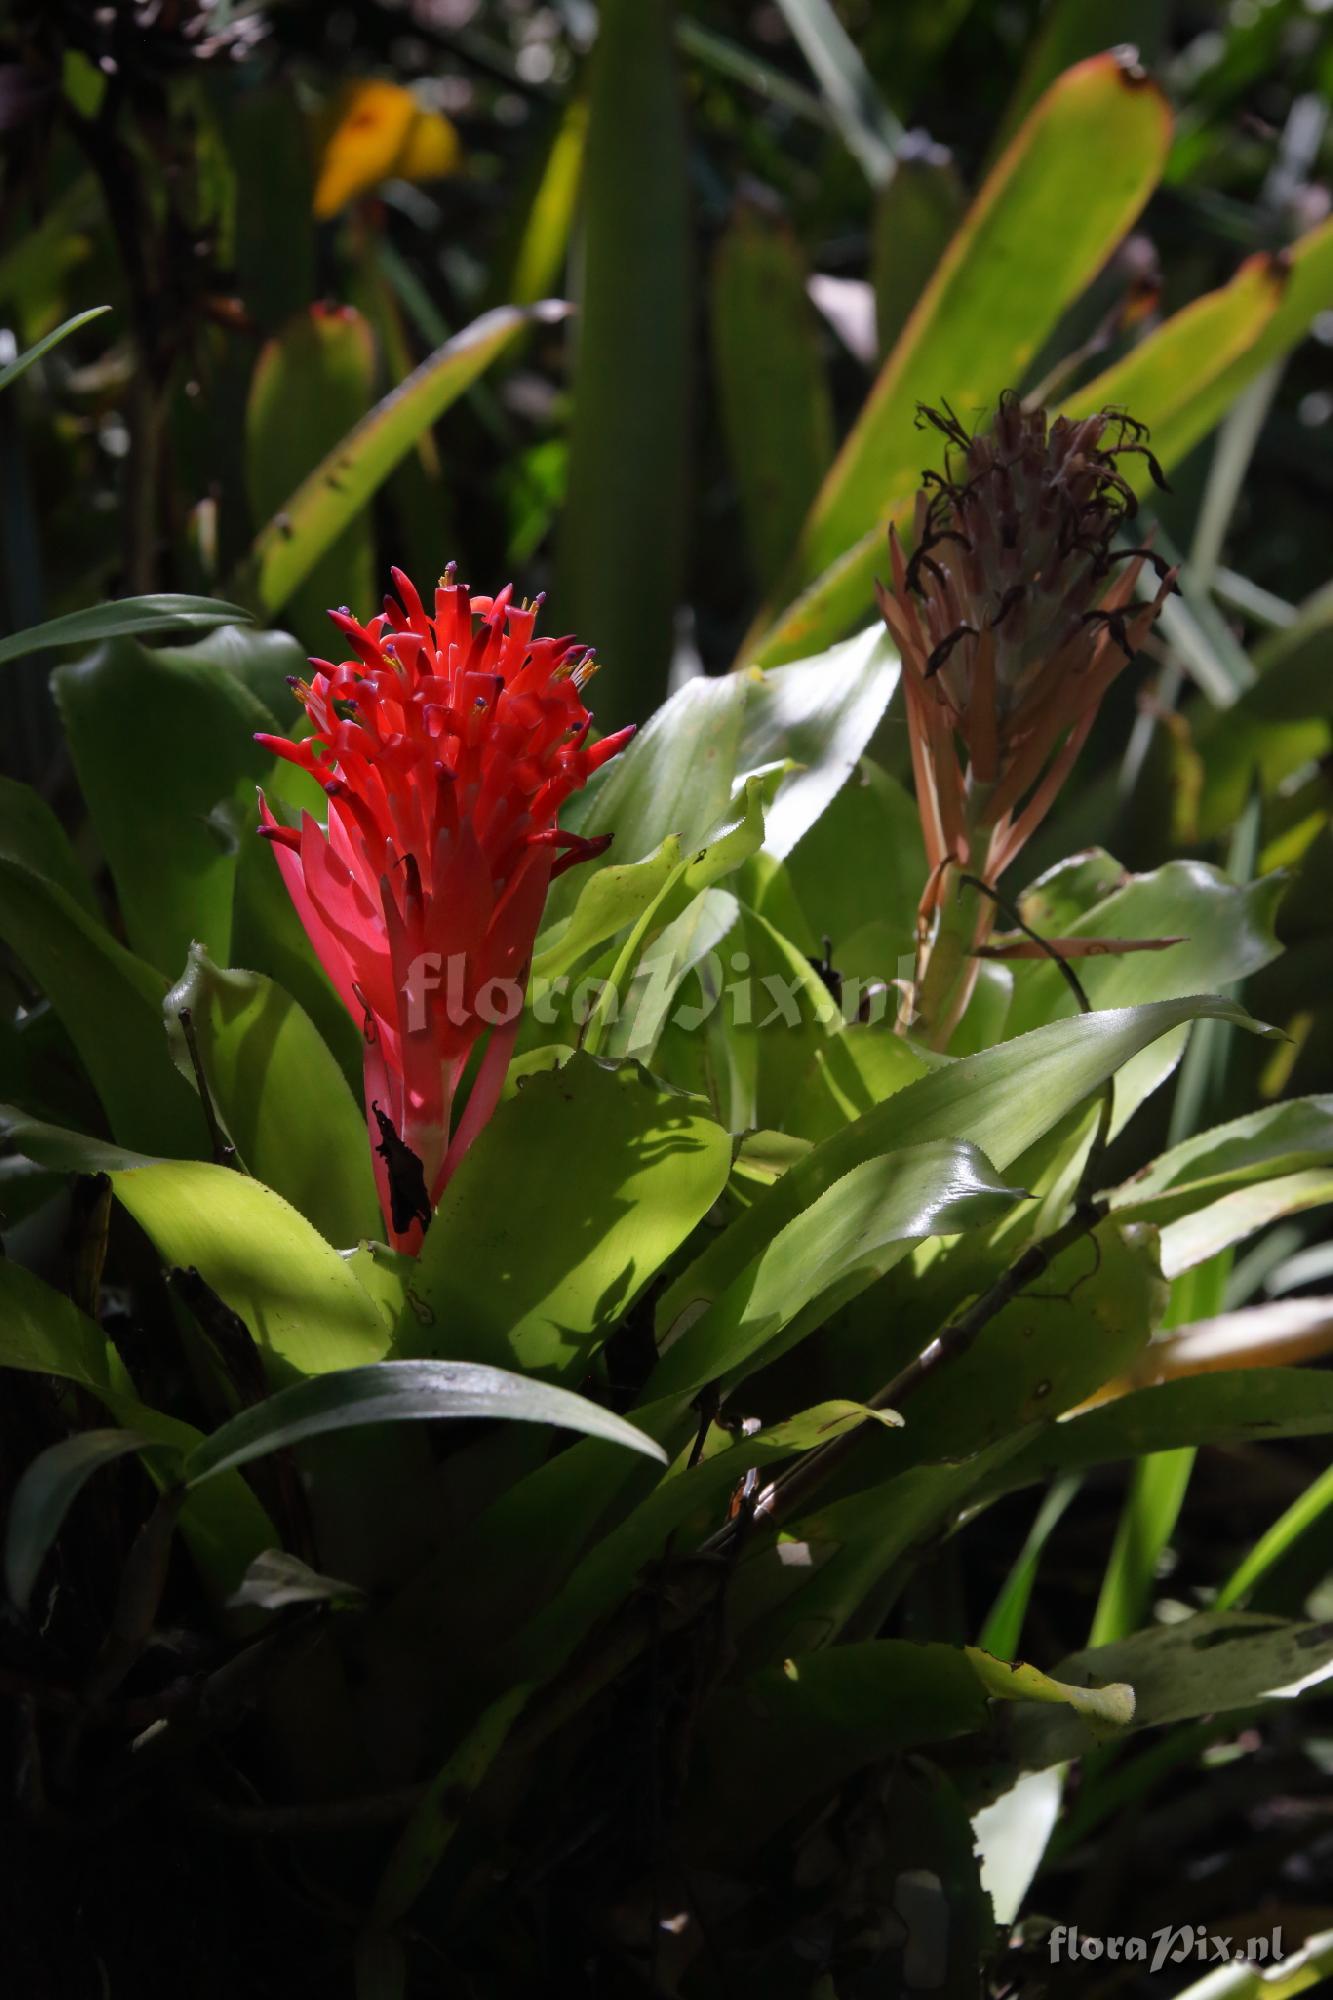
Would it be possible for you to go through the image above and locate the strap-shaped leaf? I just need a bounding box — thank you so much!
[183,1359,666,1486]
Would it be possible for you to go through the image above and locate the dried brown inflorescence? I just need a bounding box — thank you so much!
[878,393,1177,928]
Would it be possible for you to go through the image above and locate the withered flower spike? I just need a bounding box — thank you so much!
[925,625,978,679]
[880,393,1177,1029]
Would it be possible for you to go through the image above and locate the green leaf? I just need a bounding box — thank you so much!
[5,1428,154,1612]
[52,631,282,974]
[1067,217,1333,485]
[1217,1462,1333,1612]
[885,1219,1166,1469]
[163,946,380,1247]
[979,1475,1082,1660]
[772,0,902,184]
[750,52,1172,664]
[0,774,97,915]
[0,1258,272,1595]
[230,797,363,1095]
[235,305,548,617]
[0,304,110,394]
[0,594,255,669]
[557,0,691,724]
[504,95,587,307]
[759,754,924,982]
[1112,1095,1333,1226]
[687,1642,987,1848]
[963,1646,1134,1732]
[184,1358,666,1485]
[1005,859,1285,1129]
[980,1368,1333,1503]
[710,204,833,594]
[110,1160,389,1377]
[1010,1611,1333,1770]
[736,626,900,860]
[0,857,207,1159]
[657,996,1269,1340]
[533,836,685,982]
[246,304,376,650]
[556,671,748,865]
[395,1053,731,1379]
[870,143,966,358]
[373,1685,531,1928]
[651,1137,1026,1398]
[0,1104,155,1175]
[1157,1168,1333,1280]
[990,0,1170,154]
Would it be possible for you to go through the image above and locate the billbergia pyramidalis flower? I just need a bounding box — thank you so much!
[256,568,633,1250]
[877,394,1178,1046]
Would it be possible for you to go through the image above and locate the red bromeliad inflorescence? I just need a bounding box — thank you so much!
[256,565,633,1252]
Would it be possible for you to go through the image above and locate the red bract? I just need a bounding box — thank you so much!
[256,566,633,1251]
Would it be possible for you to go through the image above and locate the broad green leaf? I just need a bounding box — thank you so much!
[0,303,109,394]
[787,1022,935,1145]
[395,1054,731,1379]
[657,996,1268,1340]
[1062,250,1289,463]
[711,204,833,594]
[110,1160,389,1377]
[0,1243,122,1394]
[163,946,379,1247]
[1158,1168,1333,1280]
[990,0,1169,154]
[5,1428,153,1611]
[758,754,924,981]
[246,303,376,650]
[1005,859,1285,1130]
[52,631,282,974]
[1112,1095,1333,1225]
[881,1219,1165,1468]
[558,0,691,724]
[0,774,97,915]
[1069,217,1333,484]
[0,1258,272,1594]
[183,1358,665,1485]
[750,53,1171,664]
[737,627,900,860]
[650,1137,1026,1398]
[0,856,207,1159]
[600,888,740,1062]
[235,304,549,616]
[555,670,748,867]
[1011,1611,1333,1770]
[0,594,254,669]
[684,1634,1126,1854]
[0,1104,154,1175]
[871,143,966,357]
[980,1368,1333,1503]
[230,799,363,1095]
[533,836,684,982]
[963,1647,1134,1732]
